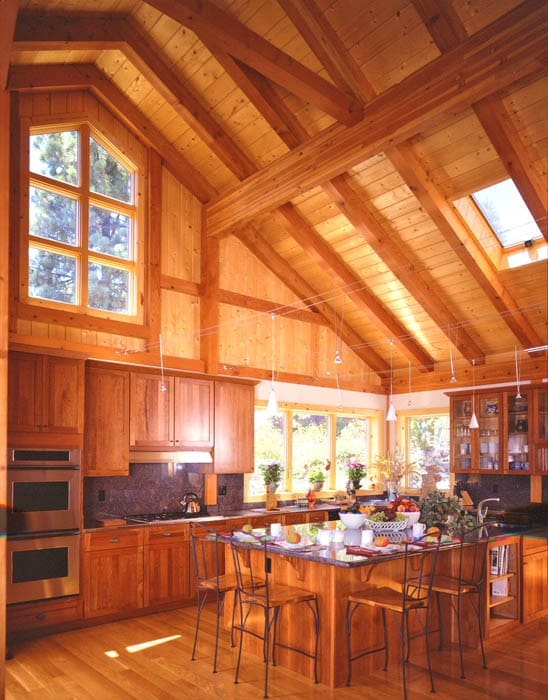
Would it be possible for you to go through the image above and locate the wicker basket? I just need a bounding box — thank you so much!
[364,517,408,533]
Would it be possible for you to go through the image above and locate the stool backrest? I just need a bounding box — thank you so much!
[455,525,489,588]
[231,538,268,602]
[403,535,442,608]
[190,522,224,587]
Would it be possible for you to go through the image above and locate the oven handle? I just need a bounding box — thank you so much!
[7,466,80,471]
[8,529,80,541]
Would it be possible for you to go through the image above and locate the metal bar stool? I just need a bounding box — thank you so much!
[231,537,320,699]
[346,536,441,700]
[430,525,489,678]
[190,522,239,673]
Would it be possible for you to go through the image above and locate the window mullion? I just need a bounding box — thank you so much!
[80,125,90,311]
[286,409,293,491]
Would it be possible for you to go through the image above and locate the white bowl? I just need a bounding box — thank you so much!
[403,511,421,526]
[339,512,367,529]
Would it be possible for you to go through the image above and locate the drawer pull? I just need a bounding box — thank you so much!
[111,537,120,543]
[163,532,173,537]
[36,612,46,621]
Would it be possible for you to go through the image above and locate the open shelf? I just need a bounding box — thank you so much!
[489,595,516,609]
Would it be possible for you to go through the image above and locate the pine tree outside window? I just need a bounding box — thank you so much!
[26,125,141,320]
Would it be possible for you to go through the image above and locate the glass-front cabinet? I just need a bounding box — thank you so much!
[505,392,531,474]
[477,394,502,472]
[451,396,473,472]
[533,389,548,475]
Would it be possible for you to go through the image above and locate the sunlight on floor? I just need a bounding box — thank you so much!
[104,633,182,658]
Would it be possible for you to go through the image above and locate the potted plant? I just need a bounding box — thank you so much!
[418,490,475,534]
[258,461,283,492]
[308,468,326,491]
[345,460,367,490]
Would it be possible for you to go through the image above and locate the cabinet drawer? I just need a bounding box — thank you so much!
[7,596,82,634]
[522,534,548,555]
[146,524,189,544]
[84,528,144,551]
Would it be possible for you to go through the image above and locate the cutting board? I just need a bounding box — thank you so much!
[97,517,126,527]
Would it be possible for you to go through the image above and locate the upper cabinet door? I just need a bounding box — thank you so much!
[85,366,130,476]
[532,389,548,475]
[130,373,174,448]
[8,351,84,435]
[214,381,255,473]
[173,378,214,448]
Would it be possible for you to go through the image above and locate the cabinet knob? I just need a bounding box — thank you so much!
[163,532,172,537]
[111,537,119,543]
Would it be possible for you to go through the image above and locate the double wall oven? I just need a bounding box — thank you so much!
[7,448,81,604]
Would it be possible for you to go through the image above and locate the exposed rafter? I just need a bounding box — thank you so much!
[145,0,363,127]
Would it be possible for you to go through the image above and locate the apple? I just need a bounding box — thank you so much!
[374,535,389,547]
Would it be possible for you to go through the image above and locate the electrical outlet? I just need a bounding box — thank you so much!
[98,489,106,502]
[218,485,227,496]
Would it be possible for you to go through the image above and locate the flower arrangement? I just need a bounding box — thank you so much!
[346,461,367,484]
[308,469,326,484]
[258,460,283,485]
[374,451,420,496]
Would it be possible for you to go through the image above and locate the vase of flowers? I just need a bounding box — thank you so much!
[345,460,367,490]
[259,461,283,492]
[374,451,420,499]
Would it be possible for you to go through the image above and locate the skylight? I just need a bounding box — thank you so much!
[472,179,542,248]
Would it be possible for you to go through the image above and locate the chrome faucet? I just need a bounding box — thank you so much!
[477,497,500,525]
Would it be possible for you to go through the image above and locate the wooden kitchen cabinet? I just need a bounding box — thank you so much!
[8,351,84,436]
[84,365,130,476]
[532,389,548,474]
[214,380,255,473]
[83,528,144,619]
[7,596,82,639]
[144,525,192,607]
[521,535,548,623]
[486,535,520,638]
[504,392,531,474]
[130,372,214,449]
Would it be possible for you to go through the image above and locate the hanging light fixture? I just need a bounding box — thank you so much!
[386,339,397,422]
[469,359,479,429]
[266,312,279,414]
[514,346,522,399]
[159,333,167,392]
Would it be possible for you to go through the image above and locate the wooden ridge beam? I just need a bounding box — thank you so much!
[145,0,363,127]
[274,203,435,371]
[236,225,389,374]
[205,0,547,237]
[8,63,215,203]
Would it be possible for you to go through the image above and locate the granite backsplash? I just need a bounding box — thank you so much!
[455,473,544,510]
[84,463,246,522]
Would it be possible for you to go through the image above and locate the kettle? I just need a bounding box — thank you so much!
[181,492,201,514]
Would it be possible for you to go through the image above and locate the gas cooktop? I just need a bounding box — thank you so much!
[125,510,208,523]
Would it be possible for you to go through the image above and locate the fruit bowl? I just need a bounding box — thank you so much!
[403,511,421,526]
[339,512,367,529]
[363,517,408,533]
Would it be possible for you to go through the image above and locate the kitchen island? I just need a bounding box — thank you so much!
[222,523,534,688]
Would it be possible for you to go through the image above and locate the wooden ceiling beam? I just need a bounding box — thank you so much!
[473,96,547,241]
[8,63,215,203]
[0,0,19,90]
[218,289,326,327]
[274,203,435,371]
[205,0,547,237]
[387,143,546,351]
[145,0,363,127]
[323,174,485,364]
[14,12,258,182]
[236,225,389,373]
[410,0,467,51]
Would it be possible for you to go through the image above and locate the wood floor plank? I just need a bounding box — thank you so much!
[6,606,547,699]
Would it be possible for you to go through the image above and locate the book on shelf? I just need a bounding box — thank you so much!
[490,545,510,576]
[491,579,509,597]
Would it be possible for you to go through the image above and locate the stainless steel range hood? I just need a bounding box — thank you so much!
[129,450,213,464]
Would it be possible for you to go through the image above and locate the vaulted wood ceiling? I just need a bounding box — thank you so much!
[7,0,548,392]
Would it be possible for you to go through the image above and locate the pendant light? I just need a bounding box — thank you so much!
[159,333,167,392]
[514,346,522,399]
[386,339,397,422]
[469,359,479,429]
[266,312,279,414]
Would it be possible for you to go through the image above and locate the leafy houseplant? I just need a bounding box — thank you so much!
[418,490,475,533]
[259,461,283,491]
[308,469,326,491]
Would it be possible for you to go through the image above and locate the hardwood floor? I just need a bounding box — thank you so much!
[5,607,548,699]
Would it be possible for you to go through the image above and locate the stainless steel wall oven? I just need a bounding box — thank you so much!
[7,447,81,604]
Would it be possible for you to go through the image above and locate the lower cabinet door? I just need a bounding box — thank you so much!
[145,540,192,607]
[522,548,548,623]
[84,547,144,619]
